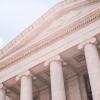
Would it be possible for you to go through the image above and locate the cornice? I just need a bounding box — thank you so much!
[0,8,100,70]
[0,0,90,59]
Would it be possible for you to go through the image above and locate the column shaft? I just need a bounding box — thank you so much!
[84,43,100,100]
[67,76,82,100]
[79,76,88,100]
[20,76,33,100]
[6,96,13,100]
[50,61,66,100]
[0,88,5,100]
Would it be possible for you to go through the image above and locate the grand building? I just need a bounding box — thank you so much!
[0,0,100,100]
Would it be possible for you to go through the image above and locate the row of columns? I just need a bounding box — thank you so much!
[0,38,100,100]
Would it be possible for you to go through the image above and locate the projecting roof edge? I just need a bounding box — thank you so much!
[0,7,100,70]
[0,0,90,59]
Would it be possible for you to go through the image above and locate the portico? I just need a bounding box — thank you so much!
[1,36,100,100]
[0,0,100,100]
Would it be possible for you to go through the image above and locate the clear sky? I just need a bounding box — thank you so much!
[0,0,62,49]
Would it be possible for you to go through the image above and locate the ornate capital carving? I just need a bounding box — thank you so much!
[78,37,97,50]
[16,70,32,81]
[44,55,63,66]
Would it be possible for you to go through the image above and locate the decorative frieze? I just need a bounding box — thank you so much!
[0,0,88,59]
[0,7,100,69]
[0,1,65,58]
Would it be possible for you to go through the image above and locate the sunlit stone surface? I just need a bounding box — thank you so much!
[0,0,100,100]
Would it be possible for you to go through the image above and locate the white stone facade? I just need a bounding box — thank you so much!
[0,0,100,100]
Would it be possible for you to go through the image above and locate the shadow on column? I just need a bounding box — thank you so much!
[84,74,93,100]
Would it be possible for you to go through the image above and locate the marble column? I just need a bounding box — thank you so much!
[84,43,100,100]
[16,71,33,100]
[0,84,6,100]
[78,38,100,100]
[6,96,12,100]
[79,75,88,100]
[67,76,82,100]
[45,55,66,100]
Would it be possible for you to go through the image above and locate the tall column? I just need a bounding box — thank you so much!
[79,75,88,100]
[0,84,6,100]
[45,55,66,100]
[67,76,82,100]
[16,71,33,100]
[6,96,13,100]
[79,38,100,100]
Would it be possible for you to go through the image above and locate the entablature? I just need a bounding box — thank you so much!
[0,0,96,60]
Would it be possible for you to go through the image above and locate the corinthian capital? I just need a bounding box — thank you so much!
[78,37,97,50]
[16,70,32,81]
[44,55,63,66]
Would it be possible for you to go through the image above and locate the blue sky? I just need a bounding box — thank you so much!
[0,0,61,49]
